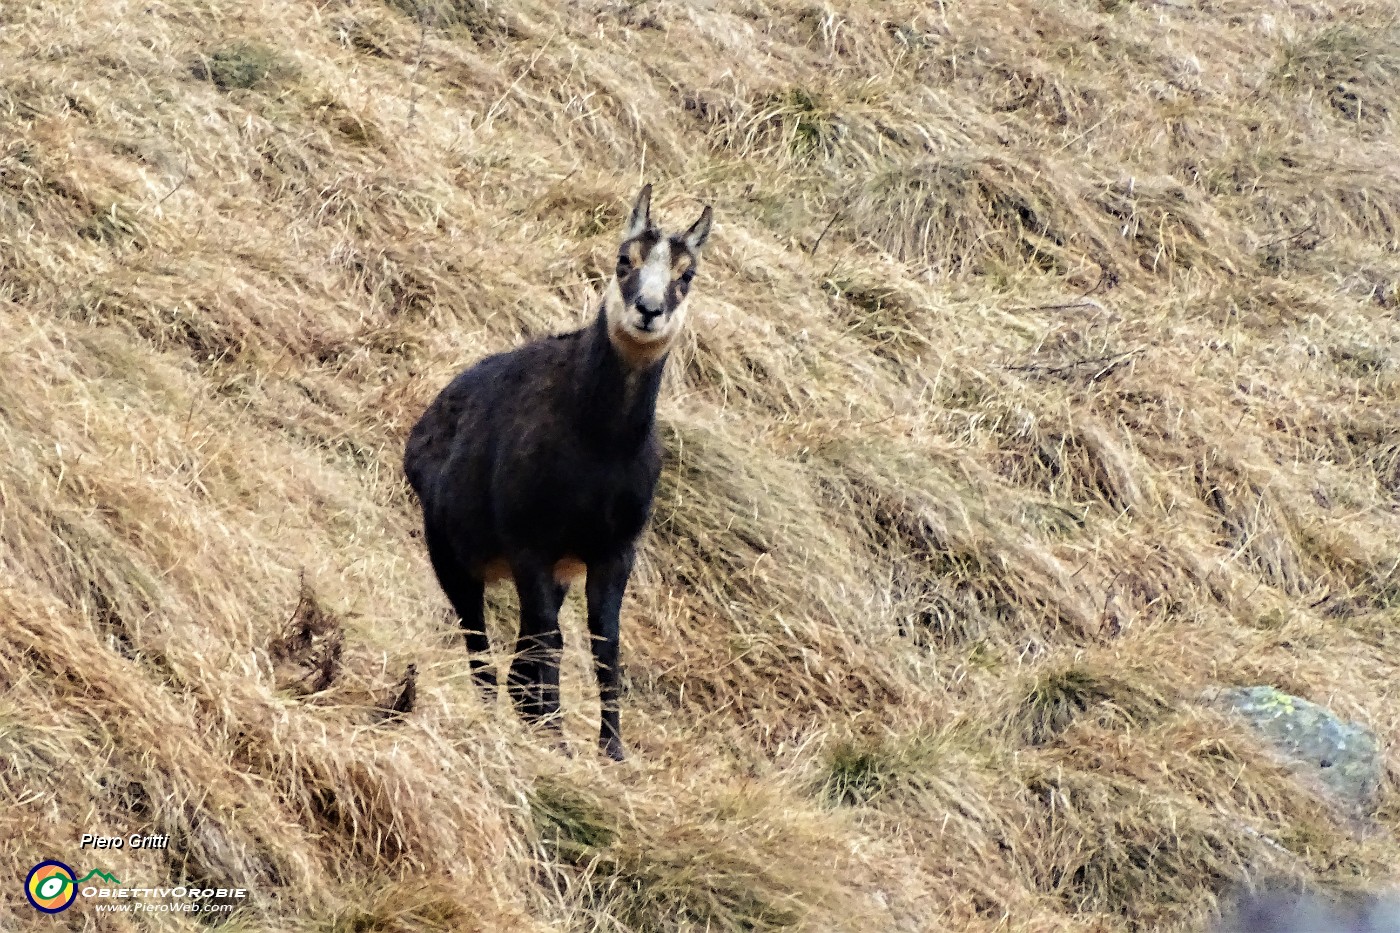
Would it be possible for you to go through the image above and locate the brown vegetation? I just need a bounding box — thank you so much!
[0,0,1396,929]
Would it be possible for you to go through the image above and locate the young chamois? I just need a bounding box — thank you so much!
[404,185,712,760]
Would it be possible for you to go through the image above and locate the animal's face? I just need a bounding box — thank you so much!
[605,185,712,363]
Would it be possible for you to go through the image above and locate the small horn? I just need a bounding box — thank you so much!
[623,183,653,239]
[684,205,713,251]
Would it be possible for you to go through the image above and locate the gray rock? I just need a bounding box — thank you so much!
[1216,890,1400,932]
[1216,686,1383,811]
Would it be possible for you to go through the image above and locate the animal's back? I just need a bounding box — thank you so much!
[404,329,584,503]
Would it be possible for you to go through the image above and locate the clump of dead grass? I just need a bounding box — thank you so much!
[1275,22,1400,125]
[1009,662,1169,746]
[529,772,827,931]
[194,40,298,92]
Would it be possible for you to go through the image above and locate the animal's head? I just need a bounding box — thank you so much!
[604,184,712,365]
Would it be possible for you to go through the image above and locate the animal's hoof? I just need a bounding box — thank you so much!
[601,738,625,762]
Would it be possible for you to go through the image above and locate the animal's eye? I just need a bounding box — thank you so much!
[679,268,695,285]
[616,254,632,275]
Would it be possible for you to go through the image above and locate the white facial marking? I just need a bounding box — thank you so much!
[635,238,671,322]
[604,242,689,368]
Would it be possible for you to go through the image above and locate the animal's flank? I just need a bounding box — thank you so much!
[403,184,714,761]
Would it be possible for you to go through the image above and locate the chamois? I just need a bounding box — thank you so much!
[404,185,713,760]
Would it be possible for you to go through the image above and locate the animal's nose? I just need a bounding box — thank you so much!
[637,301,663,321]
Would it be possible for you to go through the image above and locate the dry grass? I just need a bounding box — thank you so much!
[1,0,1398,929]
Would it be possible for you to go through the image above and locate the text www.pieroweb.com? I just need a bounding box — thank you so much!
[84,885,247,914]
[92,898,237,914]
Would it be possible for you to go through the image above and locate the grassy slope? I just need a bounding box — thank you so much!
[1,0,1398,929]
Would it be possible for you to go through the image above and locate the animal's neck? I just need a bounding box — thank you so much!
[574,308,666,453]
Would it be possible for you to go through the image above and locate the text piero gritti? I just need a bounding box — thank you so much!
[79,833,171,850]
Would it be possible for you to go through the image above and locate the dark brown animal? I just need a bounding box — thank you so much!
[404,185,712,760]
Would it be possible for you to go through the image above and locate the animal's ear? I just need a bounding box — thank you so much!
[623,184,653,240]
[683,205,713,252]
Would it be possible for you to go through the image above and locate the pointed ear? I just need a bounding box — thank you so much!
[683,205,713,252]
[623,184,653,240]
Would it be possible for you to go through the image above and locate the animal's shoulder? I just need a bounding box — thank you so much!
[439,327,585,397]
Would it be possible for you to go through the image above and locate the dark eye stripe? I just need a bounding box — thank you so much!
[621,232,659,266]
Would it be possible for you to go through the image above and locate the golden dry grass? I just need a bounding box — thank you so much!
[0,0,1397,929]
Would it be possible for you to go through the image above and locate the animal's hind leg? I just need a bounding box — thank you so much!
[585,550,634,761]
[424,526,496,693]
[508,562,568,730]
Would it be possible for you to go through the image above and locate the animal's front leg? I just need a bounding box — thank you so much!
[585,550,634,761]
[508,561,568,730]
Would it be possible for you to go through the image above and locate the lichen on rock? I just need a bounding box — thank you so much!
[1217,686,1383,812]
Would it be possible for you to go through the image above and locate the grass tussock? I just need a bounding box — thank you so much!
[1019,764,1261,929]
[1275,22,1400,124]
[1010,663,1169,746]
[1,0,1399,929]
[530,773,827,931]
[194,41,298,92]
